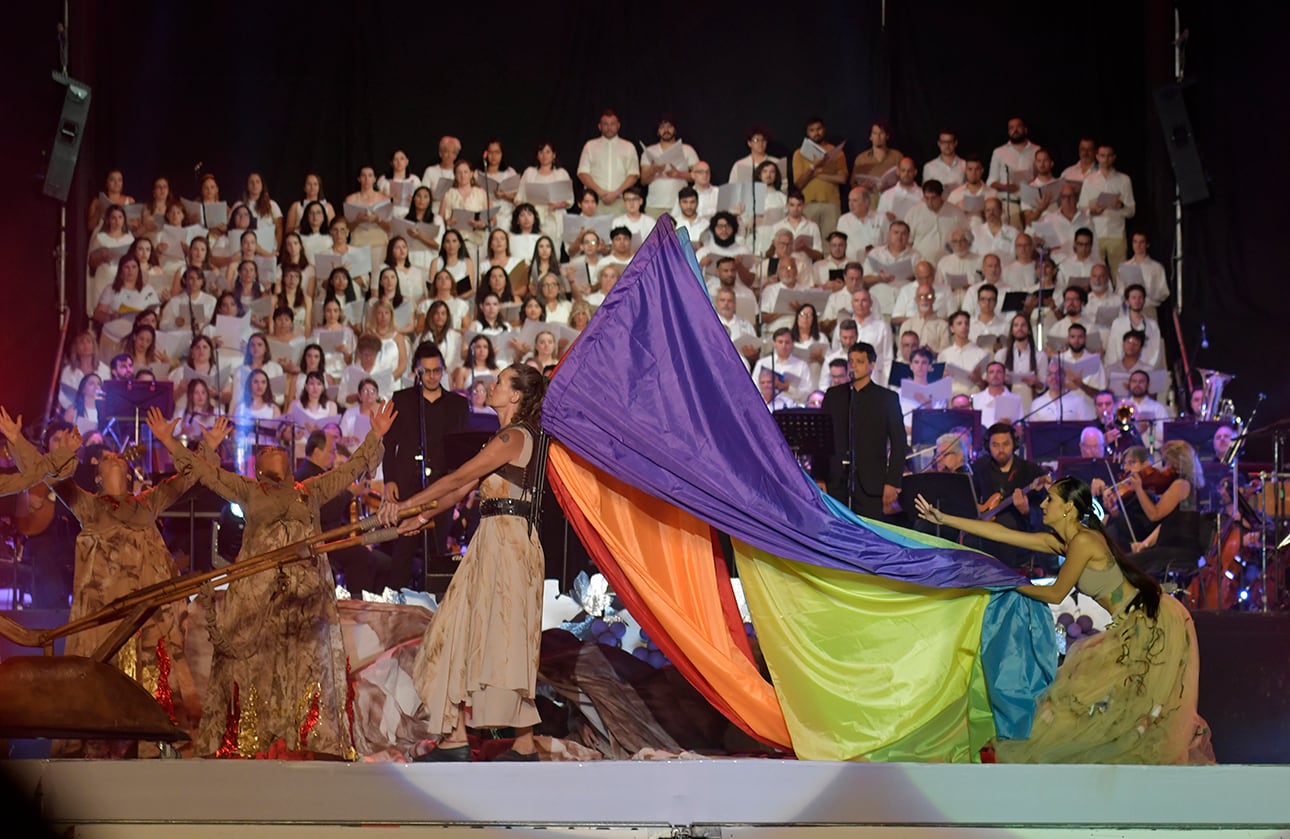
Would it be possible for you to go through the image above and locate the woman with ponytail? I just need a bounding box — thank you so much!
[915,476,1212,764]
[379,364,548,762]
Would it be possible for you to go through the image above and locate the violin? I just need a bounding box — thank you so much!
[1136,465,1178,494]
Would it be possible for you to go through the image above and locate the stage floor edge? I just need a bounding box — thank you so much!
[5,759,1290,837]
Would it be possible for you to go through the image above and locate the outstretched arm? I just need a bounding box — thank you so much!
[914,493,1063,554]
[147,409,254,504]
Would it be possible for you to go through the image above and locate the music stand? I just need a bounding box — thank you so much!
[101,379,174,474]
[911,409,983,455]
[900,472,979,543]
[1025,421,1099,461]
[773,408,833,479]
[1056,457,1112,486]
[1163,420,1221,460]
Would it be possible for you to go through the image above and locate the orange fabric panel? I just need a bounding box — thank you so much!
[548,443,792,749]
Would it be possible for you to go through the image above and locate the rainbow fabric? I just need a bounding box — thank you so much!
[541,220,1056,761]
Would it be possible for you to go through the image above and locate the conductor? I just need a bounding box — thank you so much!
[820,341,906,520]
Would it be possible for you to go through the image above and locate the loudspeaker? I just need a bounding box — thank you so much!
[42,72,92,204]
[1153,83,1209,206]
[1193,611,1290,764]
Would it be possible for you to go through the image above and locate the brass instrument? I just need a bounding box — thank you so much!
[1115,403,1136,433]
[1199,369,1238,424]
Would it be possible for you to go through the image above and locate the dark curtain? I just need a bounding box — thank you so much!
[4,1,1285,454]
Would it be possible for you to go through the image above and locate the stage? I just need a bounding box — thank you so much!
[6,758,1290,837]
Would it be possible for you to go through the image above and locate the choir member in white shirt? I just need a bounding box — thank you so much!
[345,165,392,251]
[162,266,217,333]
[758,231,814,332]
[609,187,655,251]
[1083,264,1122,328]
[672,187,710,246]
[902,283,951,354]
[284,173,336,236]
[1029,360,1096,422]
[640,115,698,218]
[1060,137,1099,183]
[751,328,813,406]
[923,130,966,189]
[946,156,997,222]
[894,261,952,325]
[863,220,917,317]
[478,138,519,232]
[1033,184,1096,257]
[728,126,783,189]
[967,279,1009,347]
[1054,228,1102,292]
[705,257,758,326]
[972,361,1024,426]
[677,162,719,220]
[1049,286,1105,350]
[831,290,893,382]
[243,173,284,254]
[821,262,869,329]
[1078,144,1135,280]
[758,368,799,411]
[1001,234,1041,292]
[377,149,421,215]
[994,313,1048,411]
[420,136,461,197]
[818,320,859,390]
[835,186,885,261]
[938,311,990,396]
[1020,148,1062,226]
[773,192,824,261]
[1122,371,1173,446]
[988,117,1040,226]
[876,158,923,224]
[935,227,982,308]
[695,213,753,285]
[904,180,967,265]
[970,197,1016,265]
[516,141,575,242]
[1105,284,1164,368]
[1057,323,1108,395]
[714,287,759,370]
[59,330,111,412]
[577,109,640,217]
[1117,232,1170,314]
[814,232,851,289]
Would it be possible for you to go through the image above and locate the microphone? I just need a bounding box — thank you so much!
[1200,322,1209,349]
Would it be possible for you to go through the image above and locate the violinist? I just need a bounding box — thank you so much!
[1123,440,1205,577]
[1094,445,1154,554]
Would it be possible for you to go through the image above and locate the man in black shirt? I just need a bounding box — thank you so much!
[295,431,392,596]
[380,343,470,588]
[970,422,1049,570]
[821,341,906,520]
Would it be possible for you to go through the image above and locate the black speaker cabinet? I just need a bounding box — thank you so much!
[1154,83,1209,206]
[42,72,92,203]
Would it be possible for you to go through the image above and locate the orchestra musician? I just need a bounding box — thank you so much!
[970,422,1050,571]
[1123,440,1206,578]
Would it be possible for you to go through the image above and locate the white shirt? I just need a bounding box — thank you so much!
[1002,260,1039,291]
[1105,312,1164,369]
[935,252,982,300]
[706,277,759,325]
[835,211,885,261]
[938,341,990,396]
[641,141,698,210]
[1084,289,1123,330]
[971,219,1017,264]
[772,216,824,255]
[988,140,1040,196]
[813,256,849,289]
[1033,208,1097,257]
[923,156,966,189]
[877,183,923,221]
[610,212,656,247]
[893,280,953,320]
[968,309,1009,343]
[1078,169,1136,240]
[577,135,640,192]
[674,214,710,247]
[161,291,217,332]
[751,353,813,405]
[1030,389,1095,422]
[1059,348,1108,391]
[972,388,1024,426]
[420,164,454,194]
[1118,256,1169,308]
[1060,161,1098,184]
[904,201,969,264]
[947,183,998,219]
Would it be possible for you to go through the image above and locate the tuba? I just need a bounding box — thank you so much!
[1198,369,1235,422]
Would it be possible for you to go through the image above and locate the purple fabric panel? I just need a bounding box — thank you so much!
[542,220,1025,591]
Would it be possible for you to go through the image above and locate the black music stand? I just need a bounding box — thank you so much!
[911,409,983,454]
[1025,421,1099,461]
[773,408,833,480]
[1164,420,1221,460]
[900,472,979,543]
[101,379,174,474]
[1056,457,1113,486]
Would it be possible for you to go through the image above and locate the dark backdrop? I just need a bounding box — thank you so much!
[4,0,1286,453]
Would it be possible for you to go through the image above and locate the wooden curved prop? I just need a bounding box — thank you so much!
[0,501,436,658]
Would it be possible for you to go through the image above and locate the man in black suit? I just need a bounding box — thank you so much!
[295,431,392,595]
[380,342,469,588]
[821,341,907,520]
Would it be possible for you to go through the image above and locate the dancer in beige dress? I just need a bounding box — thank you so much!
[150,402,397,759]
[380,364,547,761]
